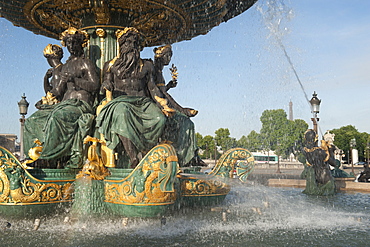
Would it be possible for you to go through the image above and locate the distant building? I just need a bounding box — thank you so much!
[0,134,17,153]
[289,100,293,121]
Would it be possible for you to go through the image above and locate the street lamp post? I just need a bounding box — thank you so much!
[309,92,321,139]
[18,94,29,160]
[276,141,281,173]
[367,143,370,166]
[214,140,217,166]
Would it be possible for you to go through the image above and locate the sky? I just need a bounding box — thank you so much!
[0,0,369,142]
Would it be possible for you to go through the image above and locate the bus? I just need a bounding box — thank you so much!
[252,152,278,164]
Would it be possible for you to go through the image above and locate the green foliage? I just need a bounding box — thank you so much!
[196,109,307,161]
[260,109,288,151]
[196,111,370,165]
[214,128,236,151]
[330,125,370,161]
[195,132,218,159]
[246,130,263,151]
[195,109,309,161]
[236,135,249,149]
[259,109,308,159]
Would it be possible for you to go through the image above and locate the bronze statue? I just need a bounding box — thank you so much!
[153,44,197,117]
[42,44,64,103]
[96,27,173,168]
[24,44,65,163]
[301,129,336,195]
[24,27,100,168]
[356,163,370,182]
[59,28,99,106]
[153,44,203,166]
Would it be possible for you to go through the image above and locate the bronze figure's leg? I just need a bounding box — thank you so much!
[119,135,139,168]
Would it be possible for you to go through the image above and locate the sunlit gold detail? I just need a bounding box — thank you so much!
[304,147,322,153]
[60,27,89,48]
[207,148,255,183]
[178,174,230,197]
[166,156,178,163]
[320,140,330,162]
[154,44,172,58]
[154,96,176,117]
[0,147,73,204]
[105,144,178,205]
[304,140,331,163]
[247,156,255,163]
[41,92,59,105]
[27,139,43,161]
[189,109,198,116]
[170,64,178,81]
[43,44,62,56]
[77,136,111,179]
[95,28,107,38]
[106,57,118,72]
[0,166,10,202]
[96,90,116,167]
[115,27,140,40]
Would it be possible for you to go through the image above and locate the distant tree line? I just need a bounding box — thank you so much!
[330,125,370,162]
[196,109,370,163]
[196,109,308,162]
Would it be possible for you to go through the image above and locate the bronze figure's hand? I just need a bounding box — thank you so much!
[101,81,114,93]
[167,80,177,89]
[45,68,53,78]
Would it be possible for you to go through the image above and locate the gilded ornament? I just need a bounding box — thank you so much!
[76,136,111,180]
[96,28,107,38]
[60,27,89,47]
[104,144,178,205]
[0,147,74,204]
[41,92,59,105]
[43,44,62,56]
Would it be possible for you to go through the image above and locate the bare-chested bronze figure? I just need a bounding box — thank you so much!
[96,27,173,168]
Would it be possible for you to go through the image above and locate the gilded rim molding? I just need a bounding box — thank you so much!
[18,0,233,46]
[22,0,190,46]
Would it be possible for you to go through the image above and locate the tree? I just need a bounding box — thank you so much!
[215,128,236,151]
[195,132,218,159]
[281,119,308,158]
[246,130,262,151]
[236,135,248,149]
[259,109,308,159]
[260,109,288,151]
[331,125,370,162]
[196,132,204,149]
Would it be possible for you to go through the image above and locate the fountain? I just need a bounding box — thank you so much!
[0,0,257,218]
[0,0,369,246]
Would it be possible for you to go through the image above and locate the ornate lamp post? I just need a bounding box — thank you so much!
[309,92,321,136]
[276,141,281,173]
[214,140,217,166]
[18,94,29,160]
[367,142,370,166]
[350,138,356,175]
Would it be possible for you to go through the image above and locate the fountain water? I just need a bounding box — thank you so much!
[1,182,369,246]
[0,0,369,246]
[257,0,311,106]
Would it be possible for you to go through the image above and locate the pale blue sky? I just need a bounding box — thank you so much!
[0,0,369,141]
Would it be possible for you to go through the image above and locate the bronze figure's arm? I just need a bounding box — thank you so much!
[43,68,53,94]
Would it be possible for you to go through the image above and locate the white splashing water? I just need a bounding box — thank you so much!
[256,0,313,113]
